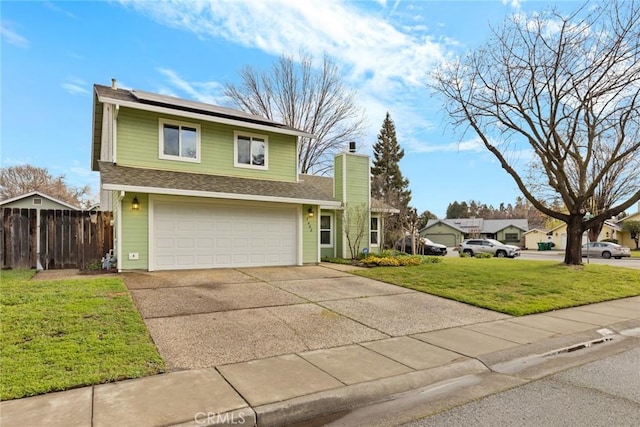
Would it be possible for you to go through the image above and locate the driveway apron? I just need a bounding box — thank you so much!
[122,265,509,370]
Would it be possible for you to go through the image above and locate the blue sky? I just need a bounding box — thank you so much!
[1,0,580,217]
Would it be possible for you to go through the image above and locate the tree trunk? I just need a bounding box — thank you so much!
[564,215,585,265]
[588,221,604,242]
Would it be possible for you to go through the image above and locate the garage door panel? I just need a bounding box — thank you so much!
[153,201,297,270]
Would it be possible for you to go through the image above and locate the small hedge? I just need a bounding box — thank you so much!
[459,252,493,259]
[360,255,443,267]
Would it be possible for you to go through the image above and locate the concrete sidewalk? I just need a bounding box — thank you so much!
[2,295,638,427]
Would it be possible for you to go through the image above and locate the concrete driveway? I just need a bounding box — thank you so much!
[123,264,508,370]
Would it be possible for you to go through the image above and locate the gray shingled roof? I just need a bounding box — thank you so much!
[422,218,529,233]
[92,84,313,171]
[99,162,340,205]
[482,219,529,233]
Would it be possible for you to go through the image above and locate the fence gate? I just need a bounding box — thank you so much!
[1,208,113,270]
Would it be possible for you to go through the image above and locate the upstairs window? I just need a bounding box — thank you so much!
[159,119,200,162]
[235,131,267,169]
[33,198,42,205]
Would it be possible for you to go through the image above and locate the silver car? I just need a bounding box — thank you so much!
[460,239,520,258]
[582,242,631,259]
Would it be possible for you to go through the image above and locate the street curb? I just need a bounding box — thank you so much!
[252,359,487,427]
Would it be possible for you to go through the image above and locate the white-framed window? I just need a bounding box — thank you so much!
[234,131,267,169]
[320,214,333,247]
[33,198,42,205]
[159,119,201,162]
[370,216,380,246]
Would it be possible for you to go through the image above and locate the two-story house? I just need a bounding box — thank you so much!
[91,82,389,271]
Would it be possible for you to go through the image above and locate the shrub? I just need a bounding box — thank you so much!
[398,256,422,266]
[475,252,493,258]
[422,256,443,264]
[321,257,353,265]
[360,255,426,266]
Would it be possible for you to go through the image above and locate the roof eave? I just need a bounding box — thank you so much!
[101,183,341,208]
[96,94,316,139]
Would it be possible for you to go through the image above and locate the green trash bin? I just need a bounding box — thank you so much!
[545,242,553,250]
[537,242,545,251]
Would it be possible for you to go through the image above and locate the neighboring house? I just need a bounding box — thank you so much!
[547,219,622,250]
[1,191,82,269]
[616,204,640,249]
[522,228,552,250]
[420,218,529,247]
[91,82,394,271]
[0,191,80,211]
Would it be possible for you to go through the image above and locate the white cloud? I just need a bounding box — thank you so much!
[502,0,523,9]
[1,21,29,48]
[61,77,90,96]
[156,68,225,105]
[119,0,459,153]
[410,137,487,154]
[44,1,77,19]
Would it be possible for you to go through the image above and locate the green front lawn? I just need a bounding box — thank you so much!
[353,258,640,316]
[1,270,165,401]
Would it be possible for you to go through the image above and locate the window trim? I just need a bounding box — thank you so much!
[320,213,333,248]
[158,118,201,163]
[234,131,268,170]
[370,215,380,247]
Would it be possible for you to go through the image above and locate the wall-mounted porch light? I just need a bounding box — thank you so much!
[132,196,140,211]
[307,207,314,218]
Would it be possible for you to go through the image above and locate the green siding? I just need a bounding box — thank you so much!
[303,205,318,263]
[333,153,370,257]
[320,247,334,259]
[120,193,149,270]
[335,214,345,258]
[420,223,464,246]
[112,191,119,266]
[116,108,298,181]
[497,226,523,244]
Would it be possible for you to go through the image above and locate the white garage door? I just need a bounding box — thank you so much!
[152,200,298,270]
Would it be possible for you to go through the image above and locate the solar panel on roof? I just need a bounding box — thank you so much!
[131,89,282,125]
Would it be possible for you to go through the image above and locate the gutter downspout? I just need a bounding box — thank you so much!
[116,190,125,272]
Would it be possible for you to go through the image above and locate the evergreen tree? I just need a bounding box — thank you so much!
[371,112,412,247]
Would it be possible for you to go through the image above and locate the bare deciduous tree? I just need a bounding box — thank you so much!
[432,1,640,265]
[224,52,365,175]
[342,202,369,259]
[0,165,90,207]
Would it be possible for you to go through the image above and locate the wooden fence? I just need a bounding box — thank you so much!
[1,208,113,270]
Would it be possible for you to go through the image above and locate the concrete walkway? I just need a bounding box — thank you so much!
[1,267,639,427]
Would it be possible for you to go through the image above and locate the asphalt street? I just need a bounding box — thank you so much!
[400,347,640,427]
[317,342,640,427]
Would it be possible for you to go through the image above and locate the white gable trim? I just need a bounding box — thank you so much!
[102,183,342,208]
[0,191,79,210]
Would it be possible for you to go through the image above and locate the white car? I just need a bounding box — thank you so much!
[460,239,521,258]
[582,242,631,259]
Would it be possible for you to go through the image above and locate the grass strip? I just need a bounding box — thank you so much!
[353,258,640,316]
[1,270,165,400]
